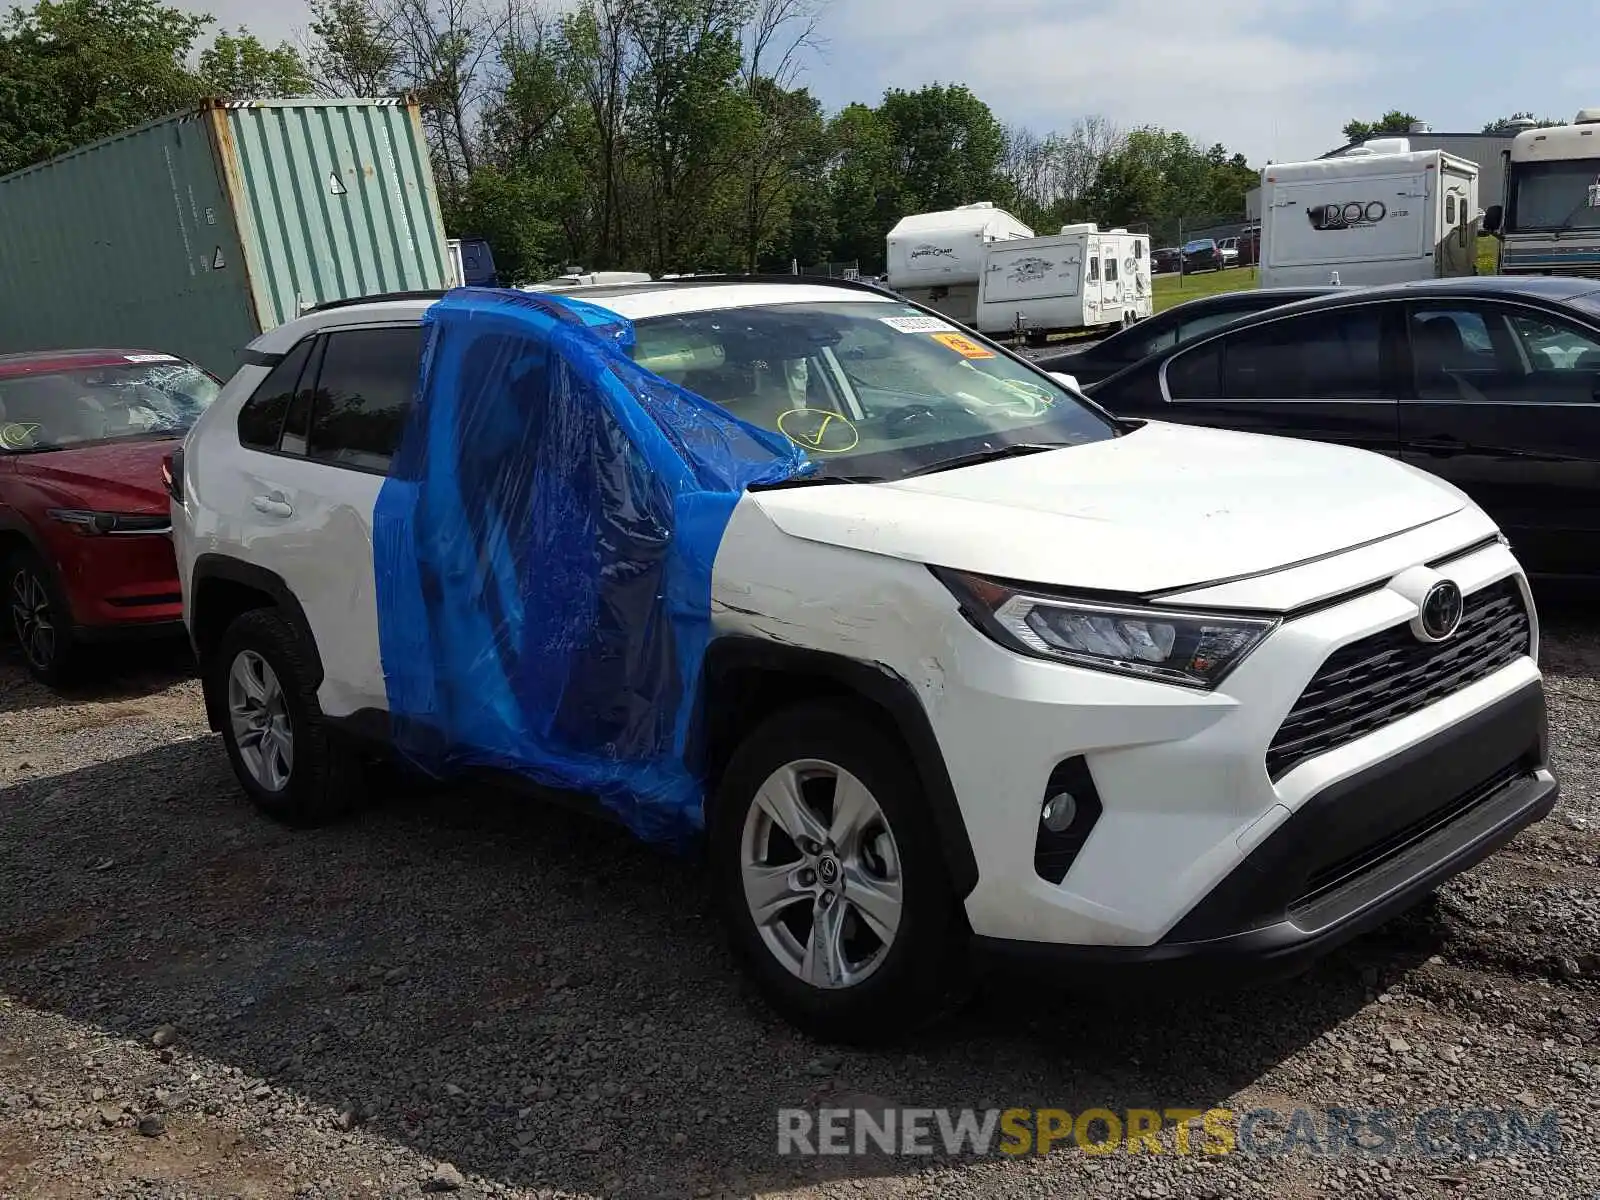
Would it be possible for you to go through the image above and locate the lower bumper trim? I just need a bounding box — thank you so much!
[974,761,1556,986]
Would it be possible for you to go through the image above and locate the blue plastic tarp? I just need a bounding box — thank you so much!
[373,288,808,844]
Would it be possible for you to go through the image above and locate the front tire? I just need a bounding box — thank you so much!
[213,608,364,827]
[710,702,969,1043]
[7,549,79,687]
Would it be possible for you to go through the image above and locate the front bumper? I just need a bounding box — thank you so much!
[933,522,1551,949]
[49,528,184,630]
[972,681,1556,983]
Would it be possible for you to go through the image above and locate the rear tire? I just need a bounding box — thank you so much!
[710,701,970,1043]
[6,549,80,688]
[213,608,364,827]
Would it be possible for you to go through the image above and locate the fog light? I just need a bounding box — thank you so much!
[1041,792,1077,833]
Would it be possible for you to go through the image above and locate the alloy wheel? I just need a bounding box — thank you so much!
[227,649,294,793]
[10,566,55,671]
[740,758,904,989]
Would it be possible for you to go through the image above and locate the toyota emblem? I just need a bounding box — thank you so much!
[1417,580,1464,642]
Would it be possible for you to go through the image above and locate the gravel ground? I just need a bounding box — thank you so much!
[0,609,1595,1200]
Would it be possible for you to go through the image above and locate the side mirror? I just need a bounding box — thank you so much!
[1483,204,1504,235]
[1049,371,1081,392]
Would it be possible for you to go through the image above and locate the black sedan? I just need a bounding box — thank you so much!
[1083,275,1600,580]
[1151,247,1182,274]
[1035,287,1334,387]
[1180,239,1222,272]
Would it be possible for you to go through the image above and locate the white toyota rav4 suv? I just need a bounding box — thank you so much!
[171,277,1557,1041]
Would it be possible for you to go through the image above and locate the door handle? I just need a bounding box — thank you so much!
[251,493,293,517]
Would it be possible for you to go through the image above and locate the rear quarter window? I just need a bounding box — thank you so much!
[238,339,313,451]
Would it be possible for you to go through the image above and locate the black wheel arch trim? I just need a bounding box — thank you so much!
[694,636,980,898]
[0,515,50,560]
[190,554,325,729]
[0,519,73,622]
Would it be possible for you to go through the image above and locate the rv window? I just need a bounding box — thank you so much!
[1105,257,1119,283]
[1445,195,1457,225]
[1088,257,1100,283]
[1510,160,1600,232]
[1220,308,1384,400]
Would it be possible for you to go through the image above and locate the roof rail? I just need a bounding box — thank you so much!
[306,275,895,316]
[307,289,448,314]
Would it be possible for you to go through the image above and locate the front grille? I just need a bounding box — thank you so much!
[1292,762,1525,912]
[1266,579,1530,780]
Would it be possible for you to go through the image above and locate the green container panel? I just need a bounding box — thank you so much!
[0,99,451,378]
[0,112,258,376]
[219,99,451,329]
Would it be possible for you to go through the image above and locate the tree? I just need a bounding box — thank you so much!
[1000,115,1123,230]
[304,0,400,97]
[470,7,585,277]
[822,101,898,270]
[877,83,1008,214]
[198,29,312,99]
[384,0,510,196]
[624,0,751,272]
[1482,111,1565,133]
[558,0,638,267]
[0,0,208,175]
[1341,110,1420,143]
[734,0,823,270]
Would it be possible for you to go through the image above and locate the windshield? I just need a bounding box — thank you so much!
[627,300,1116,479]
[1509,159,1600,232]
[0,357,218,453]
[1183,240,1214,253]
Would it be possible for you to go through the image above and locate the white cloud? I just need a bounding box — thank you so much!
[820,0,1514,162]
[821,0,1381,162]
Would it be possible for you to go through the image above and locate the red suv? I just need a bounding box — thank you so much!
[0,349,220,685]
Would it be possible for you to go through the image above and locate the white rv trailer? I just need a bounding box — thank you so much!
[1490,110,1600,278]
[975,224,1152,340]
[1258,139,1480,288]
[884,202,1035,326]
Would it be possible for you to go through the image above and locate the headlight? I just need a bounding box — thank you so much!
[46,509,171,535]
[935,568,1278,689]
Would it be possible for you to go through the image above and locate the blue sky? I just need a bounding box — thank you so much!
[208,0,1596,164]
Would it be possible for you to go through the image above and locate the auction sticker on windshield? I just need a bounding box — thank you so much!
[931,331,996,359]
[880,315,957,334]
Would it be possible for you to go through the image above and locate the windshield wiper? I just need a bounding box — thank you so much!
[748,473,883,491]
[896,442,1066,479]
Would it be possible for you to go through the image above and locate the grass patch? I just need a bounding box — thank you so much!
[1152,242,1501,314]
[1153,266,1258,312]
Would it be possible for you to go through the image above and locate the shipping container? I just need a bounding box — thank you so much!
[0,98,451,377]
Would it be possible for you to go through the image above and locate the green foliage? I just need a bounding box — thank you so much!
[1080,128,1256,243]
[1481,111,1566,133]
[305,0,400,97]
[0,0,209,175]
[1341,110,1420,143]
[198,29,312,99]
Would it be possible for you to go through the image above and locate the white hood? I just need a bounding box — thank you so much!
[751,422,1467,596]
